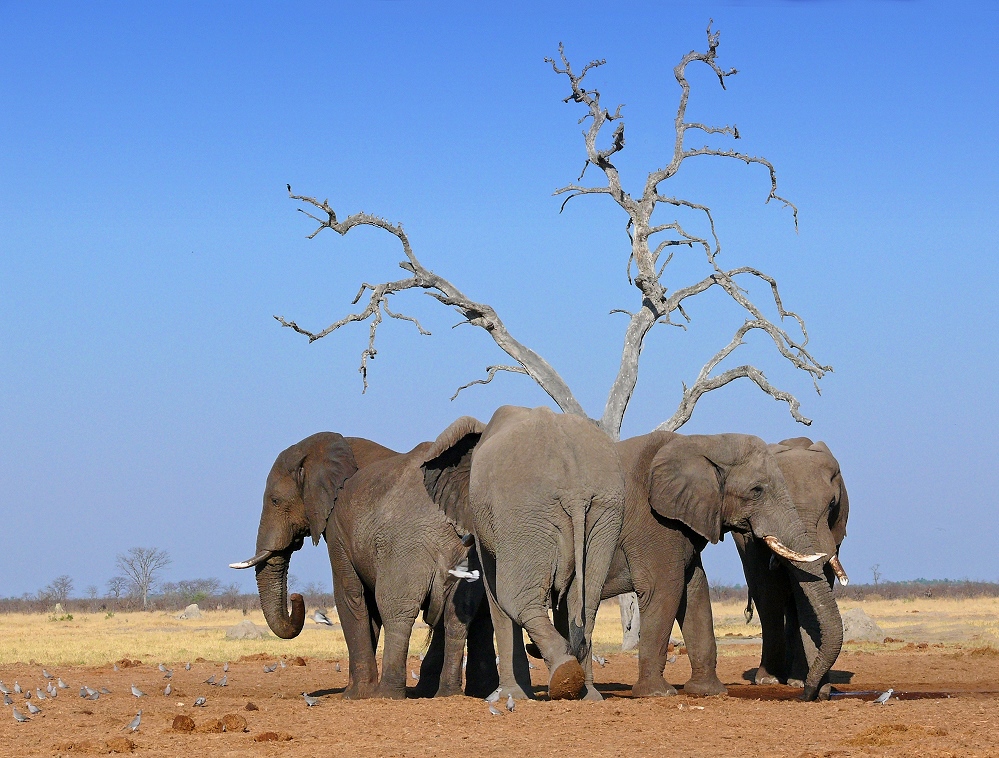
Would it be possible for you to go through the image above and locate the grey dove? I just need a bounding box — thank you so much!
[26,701,41,715]
[58,678,67,689]
[126,710,142,732]
[193,697,206,707]
[12,706,29,722]
[164,683,172,696]
[131,684,145,697]
[42,669,52,679]
[873,688,894,704]
[313,610,333,626]
[302,692,319,707]
[488,704,503,716]
[506,694,515,712]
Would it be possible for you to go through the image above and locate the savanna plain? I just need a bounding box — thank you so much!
[1,597,998,757]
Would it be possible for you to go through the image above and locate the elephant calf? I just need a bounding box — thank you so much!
[230,432,498,700]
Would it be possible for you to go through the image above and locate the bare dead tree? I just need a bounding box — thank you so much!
[277,24,829,444]
[116,547,172,610]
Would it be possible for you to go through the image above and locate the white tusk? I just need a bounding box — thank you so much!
[764,536,825,564]
[229,550,274,570]
[829,554,849,585]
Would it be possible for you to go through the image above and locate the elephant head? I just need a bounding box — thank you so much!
[230,433,358,639]
[647,432,843,700]
[770,437,850,586]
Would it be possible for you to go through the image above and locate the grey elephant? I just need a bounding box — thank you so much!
[538,430,844,701]
[734,437,849,688]
[230,432,498,699]
[422,406,625,700]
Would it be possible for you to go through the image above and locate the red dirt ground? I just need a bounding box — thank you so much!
[2,646,998,757]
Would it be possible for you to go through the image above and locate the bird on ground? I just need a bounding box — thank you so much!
[79,687,88,698]
[314,610,333,626]
[48,689,57,700]
[99,687,111,695]
[185,662,191,671]
[488,704,503,716]
[193,697,206,707]
[279,660,286,669]
[12,706,29,722]
[26,701,41,715]
[0,682,8,695]
[3,694,12,706]
[130,684,145,698]
[163,669,173,679]
[217,675,227,687]
[204,675,216,685]
[223,662,229,673]
[57,678,67,689]
[334,662,341,673]
[164,684,172,696]
[23,690,30,699]
[158,664,166,672]
[88,691,100,701]
[506,694,515,712]
[873,688,894,704]
[666,654,677,664]
[263,663,277,673]
[42,669,52,680]
[303,693,319,707]
[113,664,119,672]
[125,710,142,732]
[411,670,419,681]
[592,654,607,667]
[13,682,21,694]
[36,689,45,700]
[485,689,500,703]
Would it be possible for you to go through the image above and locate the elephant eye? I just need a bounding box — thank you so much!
[271,497,280,506]
[750,486,764,500]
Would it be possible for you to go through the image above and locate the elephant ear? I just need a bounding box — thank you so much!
[300,433,359,546]
[421,416,485,533]
[648,435,724,544]
[810,441,849,545]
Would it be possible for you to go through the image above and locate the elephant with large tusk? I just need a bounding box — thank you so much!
[230,432,498,699]
[735,437,850,691]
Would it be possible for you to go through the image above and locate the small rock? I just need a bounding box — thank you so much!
[176,603,203,620]
[254,731,293,742]
[195,718,224,733]
[245,702,259,711]
[222,713,248,732]
[104,737,136,753]
[226,620,266,640]
[171,715,196,732]
[842,607,885,643]
[290,656,306,667]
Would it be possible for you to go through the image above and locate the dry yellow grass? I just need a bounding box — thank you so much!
[1,596,996,666]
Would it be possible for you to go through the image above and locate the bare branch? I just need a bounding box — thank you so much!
[450,365,528,401]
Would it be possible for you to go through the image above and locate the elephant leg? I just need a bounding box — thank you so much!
[481,550,534,700]
[676,556,726,696]
[375,614,418,699]
[413,613,445,698]
[754,563,791,685]
[434,586,470,697]
[330,548,379,700]
[787,600,814,688]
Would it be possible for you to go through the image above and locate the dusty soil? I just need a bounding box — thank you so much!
[2,646,998,757]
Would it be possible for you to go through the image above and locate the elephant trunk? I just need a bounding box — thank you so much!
[255,550,305,639]
[793,567,844,700]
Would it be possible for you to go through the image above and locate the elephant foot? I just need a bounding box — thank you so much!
[787,678,805,689]
[581,684,604,701]
[631,677,678,698]
[800,682,831,701]
[342,680,378,700]
[548,657,585,700]
[684,675,727,697]
[433,683,463,698]
[497,683,535,701]
[373,682,408,700]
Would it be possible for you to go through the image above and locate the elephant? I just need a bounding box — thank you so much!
[734,437,849,688]
[230,432,499,700]
[422,405,626,701]
[538,430,844,701]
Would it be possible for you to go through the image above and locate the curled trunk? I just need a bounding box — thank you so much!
[255,551,305,639]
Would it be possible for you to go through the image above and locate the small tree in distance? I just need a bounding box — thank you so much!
[39,575,74,605]
[116,547,171,610]
[106,575,129,601]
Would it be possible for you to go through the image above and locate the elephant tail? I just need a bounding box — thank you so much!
[570,495,588,649]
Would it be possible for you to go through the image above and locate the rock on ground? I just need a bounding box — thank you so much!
[842,606,886,642]
[176,603,203,620]
[226,619,266,640]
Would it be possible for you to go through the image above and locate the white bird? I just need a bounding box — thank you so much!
[485,688,500,703]
[42,669,52,680]
[130,684,146,698]
[57,678,68,689]
[113,664,119,672]
[303,692,319,707]
[334,662,341,673]
[163,683,172,696]
[3,694,12,706]
[666,654,677,664]
[36,689,45,700]
[12,706,29,722]
[193,697,206,707]
[873,688,894,704]
[88,691,100,701]
[125,710,142,732]
[79,687,88,698]
[263,663,277,673]
[0,681,8,694]
[411,670,419,681]
[488,704,503,716]
[313,610,333,626]
[592,654,607,667]
[13,682,21,694]
[506,694,515,712]
[26,701,41,715]
[279,660,286,669]
[23,690,30,699]
[49,689,57,700]
[158,664,167,672]
[185,662,191,671]
[223,662,229,672]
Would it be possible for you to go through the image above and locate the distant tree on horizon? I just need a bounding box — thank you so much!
[116,547,172,609]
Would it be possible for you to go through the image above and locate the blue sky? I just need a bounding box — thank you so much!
[1,1,997,598]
